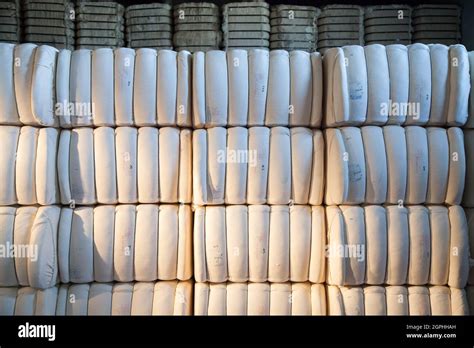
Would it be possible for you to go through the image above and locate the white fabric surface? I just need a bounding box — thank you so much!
[247,127,270,204]
[115,127,138,203]
[386,45,409,125]
[113,205,136,282]
[446,127,466,205]
[137,127,159,203]
[91,48,114,126]
[16,126,38,205]
[248,283,270,315]
[267,127,291,204]
[58,208,72,283]
[447,45,470,126]
[69,49,92,127]
[192,130,207,205]
[134,48,157,126]
[56,49,71,128]
[111,283,133,315]
[225,127,248,204]
[114,48,135,126]
[428,206,450,285]
[207,127,226,204]
[14,44,37,125]
[309,130,324,205]
[405,126,428,204]
[93,206,115,282]
[384,126,407,204]
[14,287,36,315]
[248,205,270,282]
[131,282,154,315]
[35,128,59,205]
[0,43,20,125]
[290,206,311,282]
[159,127,179,203]
[57,130,72,204]
[309,206,326,283]
[408,286,431,315]
[362,126,387,204]
[178,129,192,203]
[35,287,58,315]
[94,127,118,204]
[448,206,470,289]
[386,286,409,315]
[66,284,90,316]
[205,206,227,283]
[176,51,193,127]
[0,126,19,205]
[88,283,113,315]
[157,50,177,126]
[291,127,313,204]
[407,206,430,285]
[0,207,17,286]
[226,205,248,282]
[268,205,290,282]
[157,205,179,280]
[227,282,248,315]
[310,52,323,128]
[248,49,269,126]
[467,51,474,128]
[407,44,431,125]
[364,286,386,315]
[365,206,387,285]
[265,50,289,126]
[289,50,312,126]
[69,207,94,283]
[426,127,449,204]
[205,50,228,127]
[385,206,409,285]
[428,44,449,125]
[192,52,206,128]
[13,207,37,286]
[227,49,248,126]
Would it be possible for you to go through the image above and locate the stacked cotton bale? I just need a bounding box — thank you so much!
[125,3,173,50]
[317,5,364,54]
[173,2,221,52]
[412,4,462,45]
[364,5,412,45]
[0,0,20,43]
[269,5,319,52]
[22,0,74,50]
[75,1,125,49]
[222,2,270,50]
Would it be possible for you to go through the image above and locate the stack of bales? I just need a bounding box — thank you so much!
[0,0,21,43]
[75,1,125,49]
[364,5,412,45]
[173,2,221,52]
[412,4,462,45]
[22,0,74,49]
[269,4,319,52]
[125,3,173,50]
[222,1,270,50]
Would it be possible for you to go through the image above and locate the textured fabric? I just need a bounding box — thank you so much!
[157,50,177,126]
[227,49,248,126]
[248,205,270,282]
[386,286,409,315]
[291,127,313,204]
[137,127,159,203]
[0,43,20,125]
[176,51,193,127]
[448,206,470,289]
[88,283,112,316]
[13,207,37,286]
[267,127,291,204]
[447,45,470,126]
[429,286,451,315]
[131,282,154,315]
[384,126,407,204]
[134,48,157,126]
[114,48,135,126]
[69,207,94,283]
[115,127,138,203]
[428,206,450,285]
[225,127,248,204]
[247,127,270,204]
[289,51,312,126]
[408,286,431,315]
[289,206,311,282]
[407,206,430,285]
[56,49,71,128]
[0,126,19,205]
[446,127,466,205]
[14,44,37,125]
[226,205,248,282]
[385,206,409,285]
[428,44,449,125]
[205,50,228,127]
[35,128,59,205]
[94,127,118,204]
[157,205,179,280]
[16,127,38,205]
[364,44,389,125]
[91,48,114,126]
[159,128,179,202]
[192,52,206,128]
[364,286,386,315]
[310,52,323,128]
[248,49,269,126]
[0,207,17,286]
[265,50,289,126]
[365,206,387,285]
[386,45,409,125]
[405,126,428,204]
[69,49,92,127]
[407,44,431,125]
[362,126,387,204]
[93,206,115,283]
[268,206,290,282]
[113,205,136,282]
[66,284,90,316]
[57,130,72,205]
[426,127,449,204]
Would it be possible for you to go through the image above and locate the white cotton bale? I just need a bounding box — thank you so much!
[111,283,133,315]
[448,206,470,288]
[134,48,157,126]
[463,130,474,206]
[114,48,135,126]
[268,205,290,282]
[407,44,431,125]
[405,126,428,204]
[0,126,19,205]
[248,205,270,282]
[226,282,248,315]
[0,288,17,315]
[248,283,270,316]
[309,130,324,205]
[152,281,176,315]
[248,49,269,126]
[194,282,209,315]
[310,52,323,128]
[205,50,228,127]
[267,127,291,204]
[309,206,326,284]
[177,205,193,280]
[134,205,158,281]
[69,207,94,284]
[340,287,364,316]
[290,205,311,282]
[36,128,59,205]
[137,127,159,203]
[429,286,451,315]
[291,283,312,315]
[205,207,228,282]
[364,44,390,125]
[382,210,409,286]
[0,207,17,286]
[290,127,313,204]
[157,50,177,126]
[408,286,431,315]
[323,48,346,127]
[16,126,38,205]
[208,283,227,315]
[227,49,248,126]
[386,45,409,125]
[14,44,37,125]
[386,286,409,315]
[383,126,407,204]
[341,206,366,286]
[428,206,450,285]
[57,130,71,205]
[0,43,19,125]
[115,127,138,203]
[113,205,136,282]
[426,127,449,204]
[407,206,431,285]
[207,127,227,204]
[66,284,90,316]
[56,49,71,128]
[178,129,192,203]
[93,206,115,283]
[428,44,449,126]
[174,281,193,315]
[55,285,68,315]
[364,286,386,315]
[91,48,114,126]
[94,127,117,204]
[226,206,248,282]
[69,49,93,127]
[343,45,368,125]
[88,283,113,315]
[158,127,179,203]
[311,284,327,315]
[225,127,248,204]
[265,50,290,126]
[451,288,470,315]
[192,52,205,128]
[446,127,466,205]
[364,206,387,285]
[342,127,366,204]
[131,282,154,315]
[326,206,345,286]
[14,287,36,315]
[448,45,470,126]
[326,285,344,316]
[247,126,270,204]
[193,207,207,282]
[69,128,96,205]
[157,205,179,280]
[36,287,58,315]
[58,208,72,283]
[176,51,192,127]
[270,283,291,315]
[289,50,312,126]
[14,207,37,286]
[361,126,387,204]
[192,130,207,205]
